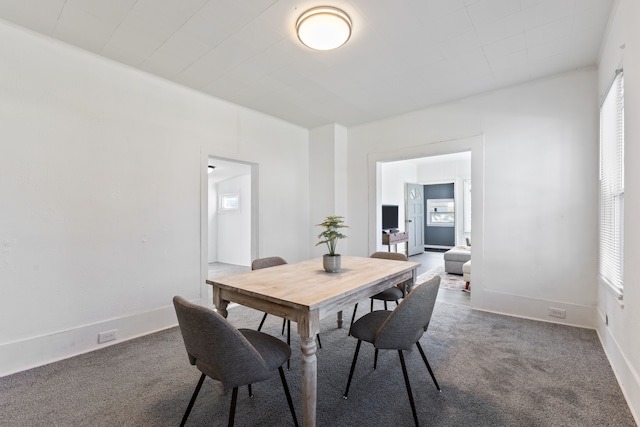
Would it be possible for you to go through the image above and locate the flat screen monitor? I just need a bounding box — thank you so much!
[382,205,399,230]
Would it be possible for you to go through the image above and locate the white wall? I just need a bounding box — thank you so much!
[0,22,309,376]
[597,0,640,421]
[416,156,471,184]
[347,68,599,329]
[207,173,218,263]
[216,174,251,266]
[309,124,348,258]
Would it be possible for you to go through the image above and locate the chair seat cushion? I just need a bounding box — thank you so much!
[372,287,403,301]
[240,329,291,371]
[350,310,392,344]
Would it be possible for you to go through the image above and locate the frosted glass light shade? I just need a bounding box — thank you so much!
[296,7,351,51]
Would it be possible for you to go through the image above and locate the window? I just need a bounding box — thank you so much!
[599,70,624,298]
[219,193,239,210]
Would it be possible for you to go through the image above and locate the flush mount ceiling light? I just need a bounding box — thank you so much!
[296,6,352,51]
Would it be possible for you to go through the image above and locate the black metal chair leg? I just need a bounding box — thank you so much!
[343,340,362,399]
[370,299,374,312]
[416,342,440,391]
[257,313,268,331]
[180,373,206,427]
[278,367,299,427]
[228,387,238,427]
[398,350,420,427]
[349,303,359,335]
[282,318,287,335]
[316,333,322,349]
[286,320,291,370]
[384,301,388,310]
[248,384,253,397]
[374,348,379,370]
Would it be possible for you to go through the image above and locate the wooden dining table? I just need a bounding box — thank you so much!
[206,255,420,427]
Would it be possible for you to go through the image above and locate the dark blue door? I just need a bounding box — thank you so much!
[424,183,455,249]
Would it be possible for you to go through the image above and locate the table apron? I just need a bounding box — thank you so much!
[317,270,414,317]
[217,287,305,321]
[213,268,414,336]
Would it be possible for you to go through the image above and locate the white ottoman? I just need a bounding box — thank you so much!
[462,260,471,290]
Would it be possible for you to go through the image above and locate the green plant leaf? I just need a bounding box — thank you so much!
[315,215,348,256]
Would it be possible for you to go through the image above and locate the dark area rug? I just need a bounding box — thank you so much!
[418,265,467,291]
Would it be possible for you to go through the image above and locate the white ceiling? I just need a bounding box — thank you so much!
[0,0,614,129]
[208,157,251,184]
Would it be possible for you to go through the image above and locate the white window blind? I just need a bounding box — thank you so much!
[599,70,624,297]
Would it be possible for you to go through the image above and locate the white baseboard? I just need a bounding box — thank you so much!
[479,289,596,328]
[0,303,186,378]
[597,314,640,425]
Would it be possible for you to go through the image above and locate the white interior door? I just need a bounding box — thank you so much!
[405,183,425,256]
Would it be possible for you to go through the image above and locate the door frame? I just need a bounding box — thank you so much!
[368,135,484,308]
[200,152,259,303]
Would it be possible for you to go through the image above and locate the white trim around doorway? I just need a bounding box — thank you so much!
[367,135,484,308]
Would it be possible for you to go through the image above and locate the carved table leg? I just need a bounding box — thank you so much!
[407,268,418,294]
[300,335,317,427]
[212,287,229,318]
[299,310,320,427]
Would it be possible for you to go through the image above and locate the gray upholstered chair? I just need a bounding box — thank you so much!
[349,252,410,330]
[253,256,288,334]
[343,276,441,427]
[173,296,298,427]
[253,257,321,367]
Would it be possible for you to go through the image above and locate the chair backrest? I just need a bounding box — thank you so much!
[370,251,408,262]
[173,296,271,393]
[251,256,287,270]
[373,276,441,350]
[370,251,410,293]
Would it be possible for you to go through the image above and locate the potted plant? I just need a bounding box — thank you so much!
[316,215,348,272]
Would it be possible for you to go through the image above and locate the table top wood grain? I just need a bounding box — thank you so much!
[207,255,420,311]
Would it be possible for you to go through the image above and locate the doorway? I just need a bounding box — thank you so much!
[369,135,483,308]
[201,156,258,302]
[380,152,471,253]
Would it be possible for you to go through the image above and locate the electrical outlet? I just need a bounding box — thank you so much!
[98,329,117,344]
[548,307,566,319]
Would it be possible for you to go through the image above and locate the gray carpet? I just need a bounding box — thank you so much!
[0,301,635,427]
